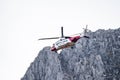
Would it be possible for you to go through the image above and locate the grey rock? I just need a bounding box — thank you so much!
[21,28,120,80]
[21,47,64,80]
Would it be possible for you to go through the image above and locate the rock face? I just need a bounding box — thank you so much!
[21,28,120,80]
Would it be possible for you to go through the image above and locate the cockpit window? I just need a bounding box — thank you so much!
[60,38,65,41]
[60,39,62,41]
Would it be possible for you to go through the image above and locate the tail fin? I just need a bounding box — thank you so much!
[82,25,90,38]
[83,25,88,36]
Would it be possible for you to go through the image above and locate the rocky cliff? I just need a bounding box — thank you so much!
[21,28,120,80]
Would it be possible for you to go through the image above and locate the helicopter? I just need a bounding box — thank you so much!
[38,26,89,51]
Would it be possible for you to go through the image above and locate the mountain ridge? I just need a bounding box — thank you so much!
[21,28,120,80]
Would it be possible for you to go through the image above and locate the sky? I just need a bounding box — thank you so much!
[0,0,120,80]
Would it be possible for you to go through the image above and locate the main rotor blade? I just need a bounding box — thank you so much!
[38,37,59,40]
[61,27,64,38]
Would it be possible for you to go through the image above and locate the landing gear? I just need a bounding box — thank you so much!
[83,36,90,38]
[71,45,76,49]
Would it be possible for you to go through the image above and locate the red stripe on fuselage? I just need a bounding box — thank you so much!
[69,36,80,42]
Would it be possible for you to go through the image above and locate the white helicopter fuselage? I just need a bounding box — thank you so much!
[51,36,80,51]
[55,38,71,48]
